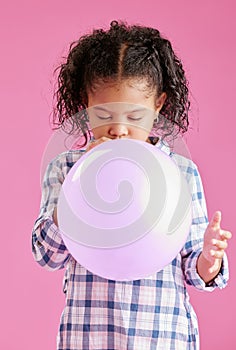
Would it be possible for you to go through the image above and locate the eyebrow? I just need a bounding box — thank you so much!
[92,106,147,113]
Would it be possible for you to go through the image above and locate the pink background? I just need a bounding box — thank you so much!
[1,0,235,349]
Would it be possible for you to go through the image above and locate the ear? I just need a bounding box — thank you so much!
[155,92,167,112]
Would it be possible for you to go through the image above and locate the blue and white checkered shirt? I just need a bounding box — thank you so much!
[32,139,229,350]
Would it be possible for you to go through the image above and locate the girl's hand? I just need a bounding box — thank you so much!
[86,136,112,152]
[202,211,232,274]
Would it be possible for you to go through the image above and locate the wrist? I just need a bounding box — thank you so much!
[197,252,222,284]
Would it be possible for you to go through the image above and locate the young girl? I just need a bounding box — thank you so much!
[32,20,231,349]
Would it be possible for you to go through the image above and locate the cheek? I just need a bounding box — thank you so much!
[91,126,108,139]
[130,128,150,141]
[131,121,154,137]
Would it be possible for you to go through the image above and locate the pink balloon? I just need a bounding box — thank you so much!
[57,139,192,281]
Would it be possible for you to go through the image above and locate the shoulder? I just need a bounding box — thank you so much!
[170,153,207,206]
[170,152,201,184]
[171,152,197,171]
[52,149,86,166]
[156,139,199,181]
[45,149,86,180]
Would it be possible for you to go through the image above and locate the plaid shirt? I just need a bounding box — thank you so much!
[32,139,229,350]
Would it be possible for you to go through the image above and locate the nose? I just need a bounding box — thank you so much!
[108,123,129,138]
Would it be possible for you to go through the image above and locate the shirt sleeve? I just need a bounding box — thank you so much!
[31,151,82,271]
[174,155,229,291]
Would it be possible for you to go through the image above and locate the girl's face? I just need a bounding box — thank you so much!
[87,79,166,142]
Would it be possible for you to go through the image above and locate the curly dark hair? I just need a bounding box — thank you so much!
[54,20,190,147]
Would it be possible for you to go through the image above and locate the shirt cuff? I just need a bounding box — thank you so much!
[33,216,68,254]
[185,250,229,291]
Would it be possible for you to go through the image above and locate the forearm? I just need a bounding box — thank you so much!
[196,252,222,284]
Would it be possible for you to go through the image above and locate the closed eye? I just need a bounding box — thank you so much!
[127,116,144,121]
[97,115,112,120]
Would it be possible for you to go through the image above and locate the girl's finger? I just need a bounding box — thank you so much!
[212,239,228,250]
[209,211,221,229]
[86,137,111,151]
[220,230,232,240]
[210,249,225,259]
